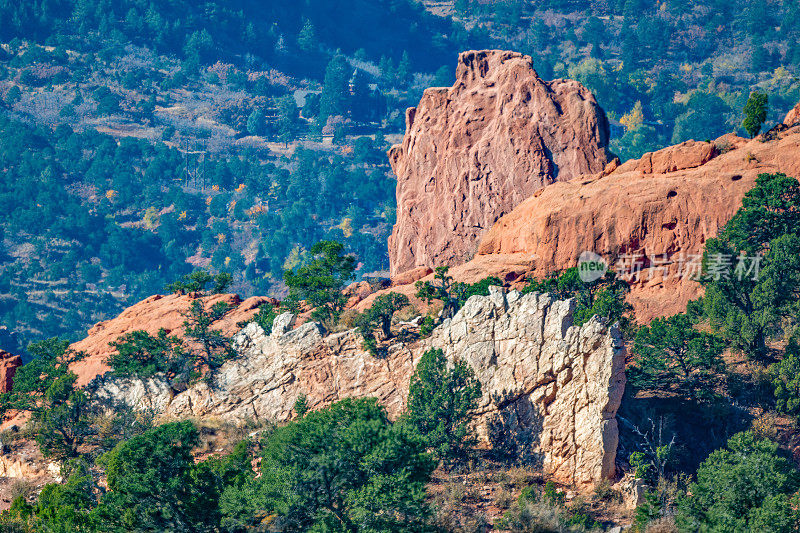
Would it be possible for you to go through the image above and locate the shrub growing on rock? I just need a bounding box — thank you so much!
[283,240,355,329]
[415,266,503,321]
[742,91,768,138]
[107,328,187,379]
[354,292,409,356]
[164,270,232,295]
[182,300,235,370]
[523,267,634,334]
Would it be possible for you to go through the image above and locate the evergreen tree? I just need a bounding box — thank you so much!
[276,95,298,145]
[93,421,200,530]
[283,240,355,328]
[182,300,235,370]
[354,292,409,356]
[771,335,800,420]
[742,91,769,138]
[701,173,800,360]
[676,431,800,532]
[225,398,434,532]
[246,108,266,136]
[297,19,317,53]
[319,55,350,123]
[629,313,725,402]
[405,348,482,466]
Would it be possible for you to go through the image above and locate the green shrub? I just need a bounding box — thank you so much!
[523,268,634,335]
[405,348,482,466]
[354,292,409,356]
[165,270,232,295]
[108,329,187,378]
[283,240,355,329]
[676,431,800,531]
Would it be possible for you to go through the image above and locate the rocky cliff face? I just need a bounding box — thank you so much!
[0,350,22,394]
[92,289,625,487]
[471,127,800,321]
[375,122,800,322]
[786,102,800,126]
[388,50,611,276]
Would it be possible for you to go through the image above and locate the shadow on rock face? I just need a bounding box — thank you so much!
[487,392,544,469]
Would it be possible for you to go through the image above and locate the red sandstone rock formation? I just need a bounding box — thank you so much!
[0,350,22,393]
[388,50,612,276]
[786,102,800,126]
[70,293,273,386]
[373,125,800,322]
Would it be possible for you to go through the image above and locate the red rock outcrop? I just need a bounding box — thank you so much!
[70,293,273,386]
[388,50,612,276]
[786,102,800,126]
[614,140,718,174]
[0,350,22,393]
[376,125,800,322]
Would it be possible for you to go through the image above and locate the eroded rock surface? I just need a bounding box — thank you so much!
[786,102,800,126]
[377,121,800,322]
[388,49,611,276]
[93,289,625,486]
[0,350,22,394]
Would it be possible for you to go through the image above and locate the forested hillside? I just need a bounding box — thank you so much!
[1,0,799,351]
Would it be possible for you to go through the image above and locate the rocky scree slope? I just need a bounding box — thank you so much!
[91,288,626,487]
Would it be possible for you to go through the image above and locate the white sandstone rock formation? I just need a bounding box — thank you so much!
[92,288,625,486]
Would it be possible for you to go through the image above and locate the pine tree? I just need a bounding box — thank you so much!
[742,91,769,138]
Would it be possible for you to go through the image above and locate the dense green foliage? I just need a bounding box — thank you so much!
[0,113,395,351]
[629,313,725,402]
[220,398,436,532]
[771,334,800,420]
[1,401,438,532]
[0,339,92,459]
[283,240,356,328]
[107,328,187,379]
[94,421,204,530]
[676,431,800,532]
[523,268,634,333]
[701,173,800,360]
[742,91,769,138]
[405,348,482,467]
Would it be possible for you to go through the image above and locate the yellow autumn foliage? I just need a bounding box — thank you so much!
[620,101,645,132]
[337,217,353,238]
